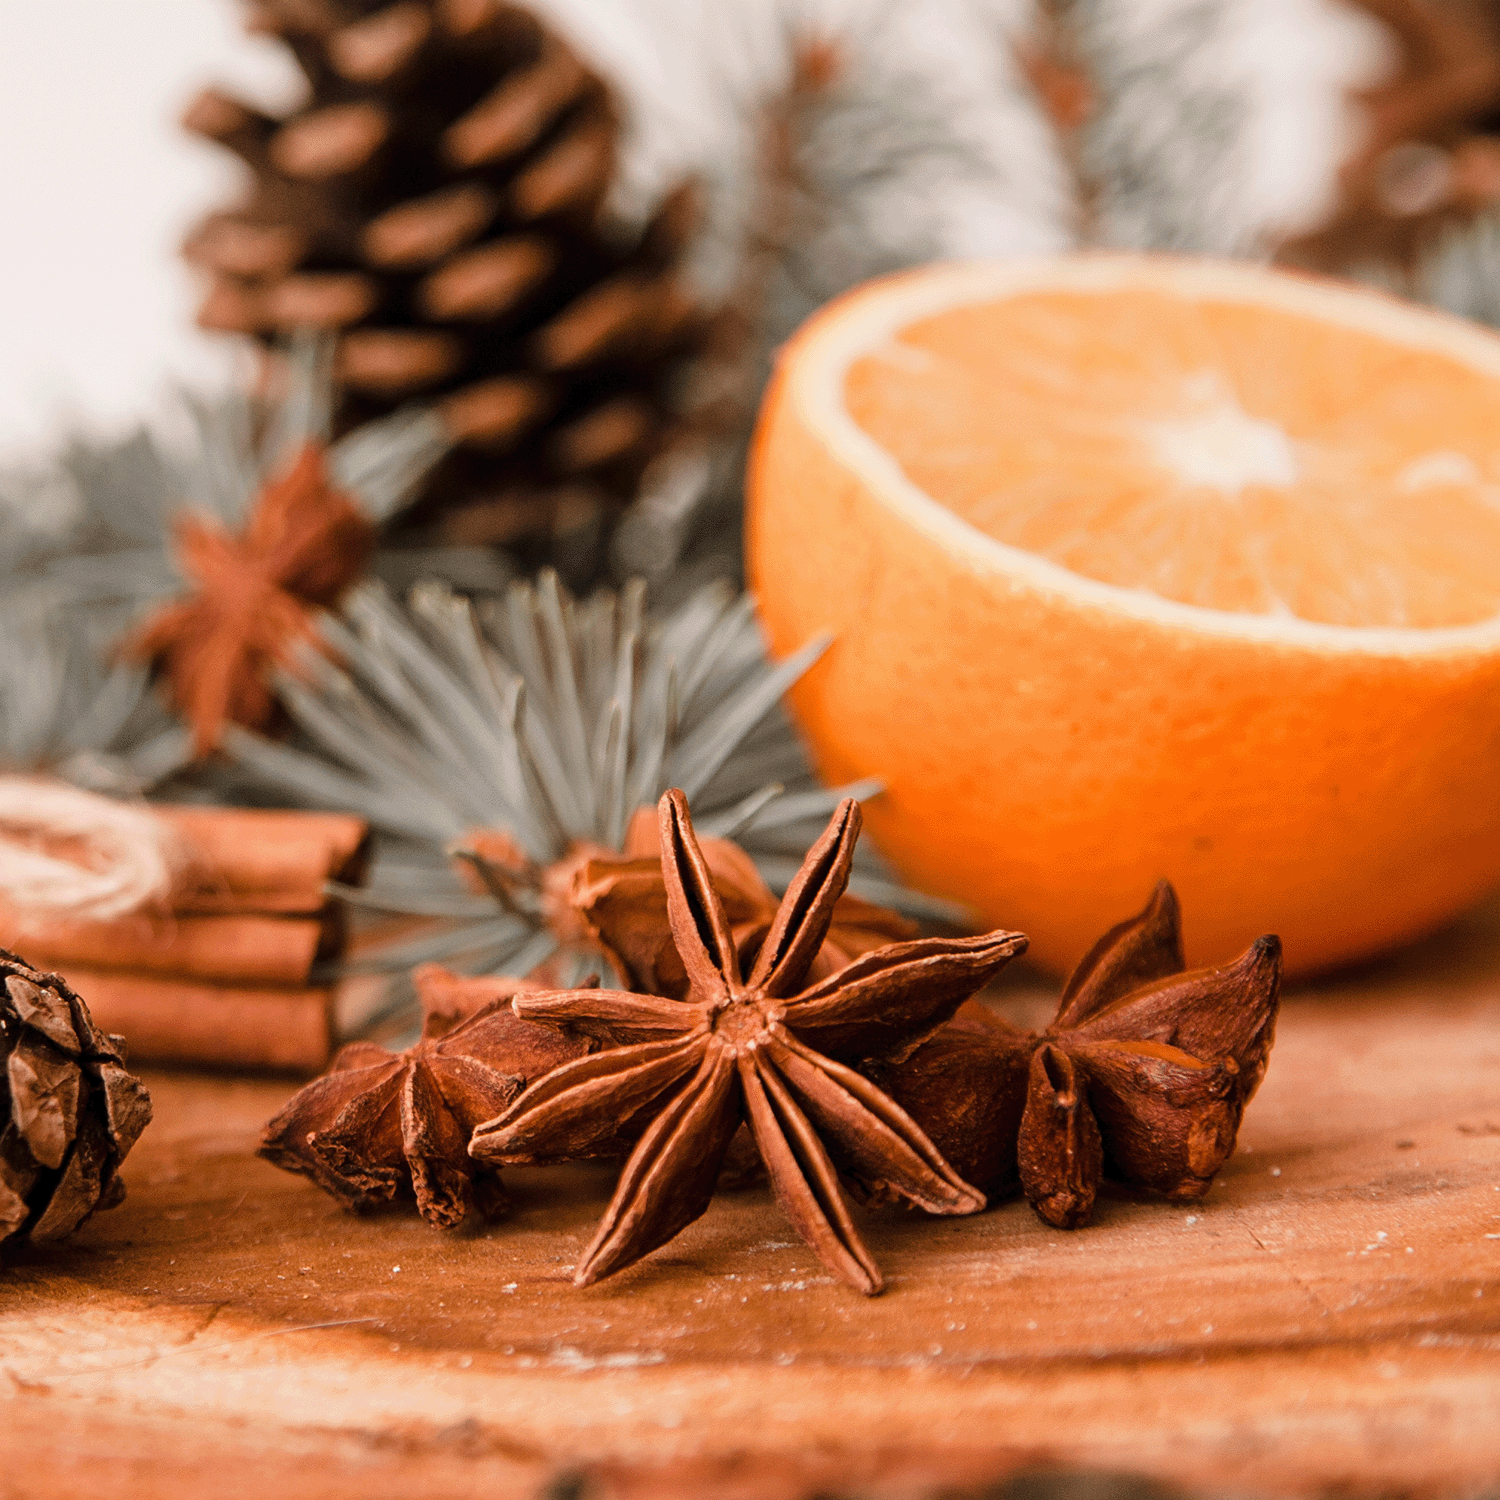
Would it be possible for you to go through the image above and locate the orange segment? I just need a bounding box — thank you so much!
[844,287,1500,628]
[746,255,1500,977]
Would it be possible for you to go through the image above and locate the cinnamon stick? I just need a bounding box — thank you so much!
[156,807,368,914]
[8,911,331,987]
[69,969,333,1073]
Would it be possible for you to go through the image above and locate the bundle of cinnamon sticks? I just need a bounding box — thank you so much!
[2,806,368,1073]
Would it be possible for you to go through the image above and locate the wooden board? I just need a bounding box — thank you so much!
[4,898,1500,1499]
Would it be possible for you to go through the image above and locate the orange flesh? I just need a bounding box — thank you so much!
[844,288,1500,628]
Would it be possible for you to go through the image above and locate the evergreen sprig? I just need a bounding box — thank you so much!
[227,568,937,1000]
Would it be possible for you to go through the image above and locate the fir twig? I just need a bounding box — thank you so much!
[225,568,951,1028]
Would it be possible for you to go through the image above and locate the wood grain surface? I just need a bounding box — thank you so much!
[4,899,1500,1500]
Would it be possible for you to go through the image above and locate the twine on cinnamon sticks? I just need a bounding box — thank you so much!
[0,778,179,925]
[121,444,376,756]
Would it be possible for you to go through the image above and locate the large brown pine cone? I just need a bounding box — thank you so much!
[184,0,702,546]
[1,953,153,1247]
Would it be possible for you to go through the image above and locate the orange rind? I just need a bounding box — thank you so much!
[748,255,1500,975]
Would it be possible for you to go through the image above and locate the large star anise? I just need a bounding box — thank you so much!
[874,883,1281,1230]
[469,789,1026,1293]
[260,999,583,1227]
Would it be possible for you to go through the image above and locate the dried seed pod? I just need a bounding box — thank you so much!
[259,993,582,1226]
[470,790,1027,1294]
[0,952,153,1247]
[874,883,1282,1228]
[572,805,916,999]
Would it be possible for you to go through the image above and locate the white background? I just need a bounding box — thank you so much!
[0,0,301,458]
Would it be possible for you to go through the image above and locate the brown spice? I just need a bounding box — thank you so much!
[414,962,548,1036]
[260,996,583,1227]
[448,800,916,995]
[121,445,375,755]
[160,805,368,913]
[16,806,370,1076]
[452,826,612,951]
[77,970,334,1075]
[875,883,1281,1229]
[469,789,1026,1294]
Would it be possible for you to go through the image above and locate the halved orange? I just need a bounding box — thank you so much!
[746,255,1500,976]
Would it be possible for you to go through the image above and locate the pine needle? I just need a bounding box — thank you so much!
[227,568,922,1025]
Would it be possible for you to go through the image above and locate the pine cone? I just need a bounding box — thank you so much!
[0,953,153,1246]
[183,0,701,547]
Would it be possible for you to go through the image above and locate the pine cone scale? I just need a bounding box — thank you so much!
[329,2,432,82]
[445,44,589,168]
[96,1064,154,1160]
[417,237,552,320]
[550,398,653,475]
[437,375,551,446]
[267,272,380,328]
[338,328,464,393]
[183,88,279,163]
[252,0,345,41]
[0,1173,26,1238]
[9,1039,81,1170]
[273,103,391,180]
[363,183,498,267]
[510,118,612,220]
[184,214,307,279]
[29,1118,111,1241]
[6,975,80,1052]
[534,277,661,371]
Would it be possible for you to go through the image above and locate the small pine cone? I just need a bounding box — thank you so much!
[184,0,702,546]
[1,953,153,1247]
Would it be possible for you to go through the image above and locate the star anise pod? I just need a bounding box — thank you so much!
[469,789,1026,1294]
[873,883,1281,1230]
[121,444,375,755]
[260,997,583,1227]
[570,806,916,998]
[413,961,549,1034]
